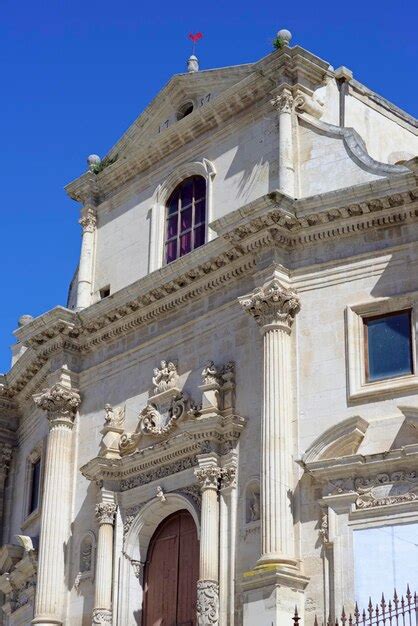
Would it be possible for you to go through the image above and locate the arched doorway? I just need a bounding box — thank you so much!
[143,509,199,626]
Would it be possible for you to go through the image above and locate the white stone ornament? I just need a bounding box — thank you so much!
[277,28,292,46]
[196,580,219,625]
[152,360,179,393]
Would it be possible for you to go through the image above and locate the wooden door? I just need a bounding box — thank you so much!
[143,510,199,626]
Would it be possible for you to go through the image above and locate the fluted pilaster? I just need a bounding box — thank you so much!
[271,89,295,197]
[32,384,80,626]
[195,463,221,625]
[239,276,300,566]
[92,502,116,626]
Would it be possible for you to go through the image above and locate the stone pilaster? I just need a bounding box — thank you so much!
[219,460,237,626]
[76,205,97,311]
[271,89,295,197]
[195,460,221,626]
[92,501,117,626]
[0,443,13,541]
[32,383,80,626]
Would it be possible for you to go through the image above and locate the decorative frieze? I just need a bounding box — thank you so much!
[197,580,220,625]
[325,470,418,510]
[239,277,301,332]
[95,502,117,525]
[120,455,199,491]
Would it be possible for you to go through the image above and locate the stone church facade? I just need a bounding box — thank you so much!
[0,29,417,626]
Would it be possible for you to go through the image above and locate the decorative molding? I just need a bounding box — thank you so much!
[33,383,80,427]
[0,542,37,616]
[122,504,144,538]
[302,416,369,463]
[120,455,199,491]
[95,502,117,525]
[197,579,219,625]
[239,277,300,331]
[175,484,202,510]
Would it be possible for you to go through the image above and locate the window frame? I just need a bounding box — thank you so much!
[346,296,418,402]
[21,441,45,530]
[363,309,414,383]
[164,175,207,265]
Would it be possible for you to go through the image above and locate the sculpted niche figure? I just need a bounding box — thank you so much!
[152,360,179,394]
[201,361,220,385]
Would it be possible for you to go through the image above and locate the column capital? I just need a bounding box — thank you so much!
[33,383,80,428]
[195,465,221,491]
[95,502,117,525]
[220,465,237,490]
[79,207,97,233]
[0,443,13,480]
[239,277,300,332]
[270,89,294,114]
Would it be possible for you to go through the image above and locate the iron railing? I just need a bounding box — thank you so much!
[293,587,418,626]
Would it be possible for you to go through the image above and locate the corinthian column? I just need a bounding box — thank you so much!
[195,460,221,626]
[76,206,97,311]
[271,89,295,197]
[239,275,300,568]
[32,384,81,626]
[92,501,117,626]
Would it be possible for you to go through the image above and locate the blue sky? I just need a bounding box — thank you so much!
[1,0,417,373]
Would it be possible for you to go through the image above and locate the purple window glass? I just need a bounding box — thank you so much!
[165,176,207,264]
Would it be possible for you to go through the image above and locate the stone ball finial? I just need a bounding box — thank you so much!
[277,29,292,46]
[87,154,101,171]
[187,55,199,73]
[18,315,33,327]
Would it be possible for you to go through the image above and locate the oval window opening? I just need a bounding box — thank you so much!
[177,102,194,121]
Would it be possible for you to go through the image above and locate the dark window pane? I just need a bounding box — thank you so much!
[167,191,179,215]
[366,311,413,382]
[180,231,192,256]
[166,214,178,238]
[165,240,177,264]
[29,459,41,515]
[181,207,192,231]
[194,224,206,249]
[194,199,206,225]
[180,178,193,208]
[194,176,206,201]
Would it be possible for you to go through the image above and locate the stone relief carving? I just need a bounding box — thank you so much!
[245,481,261,524]
[325,470,418,509]
[156,486,166,502]
[104,404,125,429]
[175,484,202,510]
[200,360,236,415]
[220,465,237,490]
[318,510,329,544]
[0,539,38,615]
[197,580,219,625]
[152,360,179,394]
[202,361,221,386]
[122,504,144,538]
[120,456,199,491]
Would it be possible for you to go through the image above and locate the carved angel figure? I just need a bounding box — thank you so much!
[104,403,125,428]
[201,360,220,385]
[152,360,179,393]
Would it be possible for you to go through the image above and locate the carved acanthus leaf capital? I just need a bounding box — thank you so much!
[238,278,300,331]
[220,465,237,490]
[95,502,117,525]
[195,465,221,491]
[79,208,97,233]
[270,90,294,114]
[34,384,81,426]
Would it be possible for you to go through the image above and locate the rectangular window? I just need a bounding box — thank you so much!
[353,523,418,608]
[364,310,413,382]
[28,458,41,515]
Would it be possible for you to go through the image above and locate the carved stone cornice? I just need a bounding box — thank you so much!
[195,465,221,491]
[3,175,418,401]
[239,277,301,332]
[33,384,81,427]
[79,208,97,233]
[95,502,117,525]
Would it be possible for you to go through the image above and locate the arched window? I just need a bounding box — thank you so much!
[165,175,206,264]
